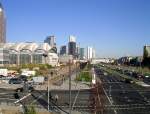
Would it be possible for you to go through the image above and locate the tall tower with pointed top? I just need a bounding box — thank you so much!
[0,3,6,43]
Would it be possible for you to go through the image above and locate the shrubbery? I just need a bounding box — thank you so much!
[76,71,92,82]
[24,105,36,114]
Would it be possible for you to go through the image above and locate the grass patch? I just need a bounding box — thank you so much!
[76,71,92,82]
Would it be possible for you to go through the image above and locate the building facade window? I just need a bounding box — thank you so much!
[9,54,18,64]
[20,49,32,64]
[33,54,43,64]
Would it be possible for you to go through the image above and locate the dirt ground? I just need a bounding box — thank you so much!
[0,109,53,114]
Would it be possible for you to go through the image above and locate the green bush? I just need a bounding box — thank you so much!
[76,71,92,82]
[24,105,36,114]
[20,64,52,70]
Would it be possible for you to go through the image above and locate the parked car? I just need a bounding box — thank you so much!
[15,84,34,93]
[9,78,22,84]
[32,76,44,84]
[0,75,4,78]
[19,75,28,82]
[132,72,138,78]
[124,79,134,84]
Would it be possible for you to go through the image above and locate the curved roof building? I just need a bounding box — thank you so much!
[0,42,58,66]
[20,43,38,52]
[35,43,51,52]
[9,43,26,52]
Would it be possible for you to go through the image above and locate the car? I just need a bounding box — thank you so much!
[28,86,34,92]
[132,72,138,78]
[16,87,23,92]
[9,78,22,84]
[0,75,4,78]
[124,79,133,84]
[44,77,48,81]
[19,75,28,82]
[14,92,20,99]
[145,75,150,78]
[15,84,34,93]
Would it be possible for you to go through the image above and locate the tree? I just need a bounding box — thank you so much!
[143,46,149,58]
[129,58,137,66]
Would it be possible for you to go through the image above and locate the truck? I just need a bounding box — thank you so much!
[32,76,44,84]
[21,70,36,77]
[0,69,8,76]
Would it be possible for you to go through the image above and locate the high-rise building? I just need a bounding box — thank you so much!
[44,36,56,47]
[0,3,6,43]
[69,35,76,42]
[92,48,96,58]
[79,48,85,60]
[68,35,76,58]
[76,44,80,59]
[87,47,93,60]
[87,47,95,60]
[60,45,67,55]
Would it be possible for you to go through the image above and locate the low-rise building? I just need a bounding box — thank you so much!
[59,55,73,65]
[117,56,133,64]
[0,42,59,66]
[91,58,114,64]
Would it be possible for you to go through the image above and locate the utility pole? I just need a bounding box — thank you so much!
[42,53,50,111]
[48,72,50,111]
[48,71,53,111]
[69,59,72,114]
[140,60,143,75]
[76,61,77,79]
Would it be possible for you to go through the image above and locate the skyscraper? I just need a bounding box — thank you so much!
[69,35,76,42]
[0,3,6,43]
[79,48,85,60]
[60,45,67,55]
[87,47,93,60]
[76,44,80,59]
[44,36,56,47]
[68,35,76,58]
[92,48,96,58]
[87,47,95,60]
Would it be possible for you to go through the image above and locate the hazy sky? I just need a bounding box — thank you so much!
[1,0,150,58]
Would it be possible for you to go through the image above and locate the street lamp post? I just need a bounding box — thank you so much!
[69,59,72,114]
[48,71,53,111]
[76,61,77,79]
[42,53,50,111]
[48,73,50,111]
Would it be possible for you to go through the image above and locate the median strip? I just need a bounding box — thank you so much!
[100,66,150,87]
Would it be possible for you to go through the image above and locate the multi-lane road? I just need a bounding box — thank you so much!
[95,66,150,114]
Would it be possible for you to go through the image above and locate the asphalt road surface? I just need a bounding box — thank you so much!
[95,67,150,114]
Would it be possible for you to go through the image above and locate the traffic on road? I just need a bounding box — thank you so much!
[94,65,150,114]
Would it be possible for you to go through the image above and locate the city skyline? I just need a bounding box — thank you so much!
[1,0,150,58]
